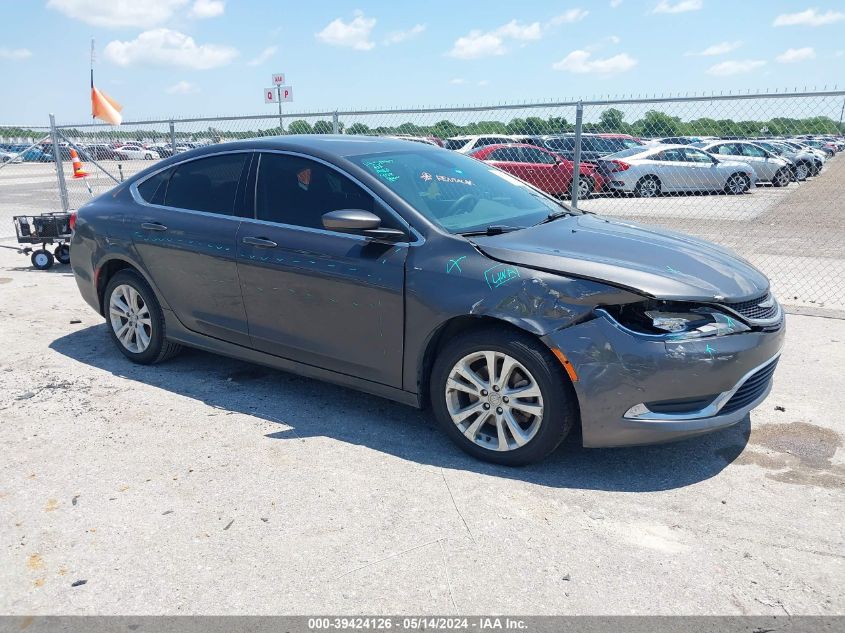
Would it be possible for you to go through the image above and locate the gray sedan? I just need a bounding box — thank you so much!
[694,140,793,186]
[596,145,757,197]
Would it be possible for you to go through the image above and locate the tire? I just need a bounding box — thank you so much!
[144,154,153,160]
[794,162,810,181]
[31,249,54,270]
[577,175,594,200]
[104,270,182,364]
[634,175,661,198]
[54,244,71,265]
[429,327,578,466]
[724,172,750,195]
[772,168,791,187]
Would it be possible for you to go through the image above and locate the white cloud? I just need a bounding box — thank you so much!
[610,0,623,7]
[837,50,845,57]
[496,20,543,40]
[384,23,426,45]
[247,45,277,66]
[653,0,702,14]
[477,79,489,86]
[552,50,637,74]
[189,0,224,18]
[166,80,199,94]
[685,41,742,56]
[548,9,589,25]
[46,0,188,27]
[105,29,238,69]
[316,11,376,51]
[776,47,816,63]
[773,8,845,27]
[448,31,507,59]
[0,48,32,60]
[706,59,766,76]
[449,78,466,85]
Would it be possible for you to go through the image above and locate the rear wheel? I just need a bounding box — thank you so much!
[577,175,594,200]
[772,168,791,187]
[54,244,70,265]
[724,172,750,195]
[430,327,577,466]
[634,175,661,198]
[105,270,181,364]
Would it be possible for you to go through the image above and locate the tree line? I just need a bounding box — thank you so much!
[2,109,842,142]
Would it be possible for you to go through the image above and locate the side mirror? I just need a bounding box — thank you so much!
[322,209,406,242]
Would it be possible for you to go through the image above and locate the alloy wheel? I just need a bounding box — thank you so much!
[638,178,659,198]
[796,163,809,180]
[445,351,544,452]
[109,284,152,354]
[727,174,747,194]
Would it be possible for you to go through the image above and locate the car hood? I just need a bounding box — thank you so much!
[471,214,769,302]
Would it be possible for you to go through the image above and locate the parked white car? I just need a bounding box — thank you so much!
[597,144,757,197]
[444,135,515,154]
[693,140,793,187]
[115,144,160,160]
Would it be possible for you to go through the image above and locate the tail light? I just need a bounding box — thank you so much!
[69,211,77,232]
[607,160,630,172]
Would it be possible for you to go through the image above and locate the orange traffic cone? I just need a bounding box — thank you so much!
[70,148,88,178]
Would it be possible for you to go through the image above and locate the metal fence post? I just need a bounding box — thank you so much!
[169,119,176,150]
[49,113,70,212]
[570,101,584,210]
[332,111,340,134]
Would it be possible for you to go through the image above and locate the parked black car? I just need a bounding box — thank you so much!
[70,136,784,465]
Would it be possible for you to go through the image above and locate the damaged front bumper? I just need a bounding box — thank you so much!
[542,310,785,448]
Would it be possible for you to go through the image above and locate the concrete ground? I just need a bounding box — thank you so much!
[0,246,842,615]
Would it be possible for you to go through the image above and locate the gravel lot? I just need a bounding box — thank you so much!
[0,246,842,615]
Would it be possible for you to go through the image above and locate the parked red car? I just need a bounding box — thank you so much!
[470,143,607,198]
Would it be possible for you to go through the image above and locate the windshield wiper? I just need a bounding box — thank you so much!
[539,209,580,224]
[459,225,523,237]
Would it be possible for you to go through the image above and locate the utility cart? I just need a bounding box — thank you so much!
[3,212,72,270]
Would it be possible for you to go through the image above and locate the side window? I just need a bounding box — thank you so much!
[741,144,767,158]
[488,148,520,162]
[656,149,684,161]
[136,168,172,205]
[520,147,557,164]
[715,144,738,156]
[256,153,388,231]
[164,153,248,215]
[544,138,573,151]
[681,148,714,163]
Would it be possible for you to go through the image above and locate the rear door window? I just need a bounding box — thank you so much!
[164,153,249,215]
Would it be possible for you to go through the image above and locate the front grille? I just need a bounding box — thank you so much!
[720,357,779,415]
[721,293,779,322]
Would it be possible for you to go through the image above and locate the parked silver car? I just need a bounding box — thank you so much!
[597,145,757,197]
[753,140,821,180]
[693,141,792,187]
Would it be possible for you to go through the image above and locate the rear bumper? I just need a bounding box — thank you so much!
[542,311,785,447]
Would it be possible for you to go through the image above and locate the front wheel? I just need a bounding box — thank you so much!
[429,328,577,465]
[104,270,181,364]
[724,172,750,195]
[794,162,810,181]
[772,168,791,187]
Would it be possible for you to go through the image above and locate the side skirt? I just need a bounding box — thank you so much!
[162,309,422,409]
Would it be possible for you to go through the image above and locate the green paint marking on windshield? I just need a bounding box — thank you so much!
[666,265,681,274]
[363,159,400,183]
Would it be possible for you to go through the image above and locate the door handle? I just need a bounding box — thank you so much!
[242,236,278,248]
[141,222,167,231]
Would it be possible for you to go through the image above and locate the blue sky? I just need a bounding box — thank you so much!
[1,0,844,124]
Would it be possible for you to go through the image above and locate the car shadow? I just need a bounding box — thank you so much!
[50,324,750,493]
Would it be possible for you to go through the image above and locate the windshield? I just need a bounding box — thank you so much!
[606,146,651,159]
[351,150,565,234]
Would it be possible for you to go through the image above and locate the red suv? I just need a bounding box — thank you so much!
[470,143,607,198]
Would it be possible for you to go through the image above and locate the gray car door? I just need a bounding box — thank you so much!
[652,148,687,191]
[130,151,252,346]
[680,147,723,190]
[739,143,778,181]
[235,152,409,387]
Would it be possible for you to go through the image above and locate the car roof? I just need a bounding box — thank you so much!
[169,135,442,160]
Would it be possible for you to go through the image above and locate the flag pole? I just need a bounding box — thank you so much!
[90,38,95,119]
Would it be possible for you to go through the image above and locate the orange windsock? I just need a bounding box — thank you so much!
[91,86,123,126]
[70,148,88,178]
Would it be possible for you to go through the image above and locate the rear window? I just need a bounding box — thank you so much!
[607,146,650,159]
[136,169,171,205]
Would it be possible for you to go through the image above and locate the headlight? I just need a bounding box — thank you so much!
[601,302,750,340]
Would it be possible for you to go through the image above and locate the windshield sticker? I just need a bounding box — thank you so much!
[297,168,311,191]
[484,264,520,289]
[435,174,473,186]
[363,159,400,182]
[420,171,433,181]
[446,256,466,274]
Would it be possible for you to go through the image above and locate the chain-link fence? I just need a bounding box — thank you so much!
[2,89,843,311]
